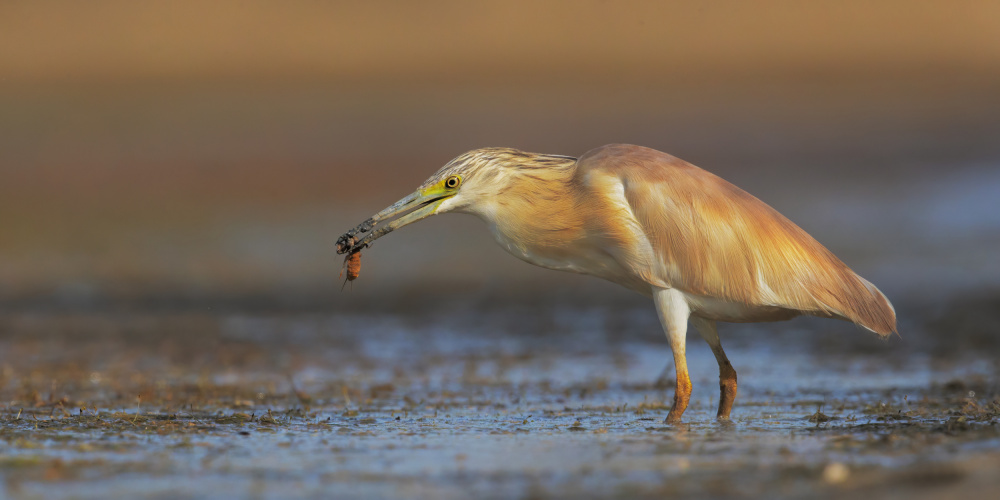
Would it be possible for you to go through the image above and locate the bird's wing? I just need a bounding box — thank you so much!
[576,144,896,336]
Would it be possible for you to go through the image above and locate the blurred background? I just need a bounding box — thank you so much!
[1,0,998,314]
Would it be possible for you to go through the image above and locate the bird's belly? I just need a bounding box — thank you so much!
[490,228,650,292]
[681,291,800,323]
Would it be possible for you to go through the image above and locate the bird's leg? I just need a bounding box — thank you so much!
[653,288,692,424]
[691,318,737,420]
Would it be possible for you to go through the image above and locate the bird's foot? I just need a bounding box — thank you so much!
[715,415,736,427]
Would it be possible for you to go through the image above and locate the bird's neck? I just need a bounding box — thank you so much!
[481,164,588,258]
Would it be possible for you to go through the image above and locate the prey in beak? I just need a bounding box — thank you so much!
[336,174,462,256]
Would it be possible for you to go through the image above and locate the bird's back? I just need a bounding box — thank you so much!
[576,144,896,336]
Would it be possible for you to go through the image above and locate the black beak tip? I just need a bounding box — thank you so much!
[336,217,377,254]
[335,234,353,254]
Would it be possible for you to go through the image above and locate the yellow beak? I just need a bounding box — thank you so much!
[336,184,453,254]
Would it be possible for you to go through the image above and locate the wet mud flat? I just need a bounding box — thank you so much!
[1,297,999,499]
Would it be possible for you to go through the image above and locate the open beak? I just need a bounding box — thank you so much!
[336,186,452,255]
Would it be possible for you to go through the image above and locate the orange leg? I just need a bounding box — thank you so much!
[666,357,692,424]
[715,355,738,420]
[654,288,692,424]
[692,318,738,420]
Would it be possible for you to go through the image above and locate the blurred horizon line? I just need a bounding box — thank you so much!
[5,64,1000,90]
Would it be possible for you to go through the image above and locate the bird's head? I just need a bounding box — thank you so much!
[336,147,576,254]
[336,148,515,254]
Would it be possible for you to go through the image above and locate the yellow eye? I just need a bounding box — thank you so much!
[445,176,461,189]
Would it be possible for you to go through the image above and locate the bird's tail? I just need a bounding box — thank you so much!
[824,273,897,337]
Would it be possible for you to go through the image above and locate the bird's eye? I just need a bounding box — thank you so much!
[445,176,461,189]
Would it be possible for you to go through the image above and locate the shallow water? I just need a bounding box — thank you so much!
[1,304,998,499]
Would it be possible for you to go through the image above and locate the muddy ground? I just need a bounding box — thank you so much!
[1,292,998,500]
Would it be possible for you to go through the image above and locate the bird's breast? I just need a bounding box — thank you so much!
[471,176,658,294]
[487,222,587,271]
[486,219,653,293]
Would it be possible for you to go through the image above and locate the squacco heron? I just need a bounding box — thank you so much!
[337,144,896,423]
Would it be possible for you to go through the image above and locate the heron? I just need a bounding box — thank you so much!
[336,144,896,423]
